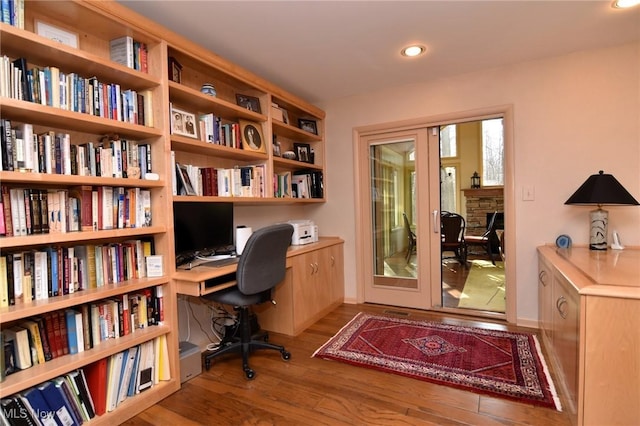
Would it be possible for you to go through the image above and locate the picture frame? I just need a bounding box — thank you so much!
[273,141,282,157]
[35,20,79,48]
[281,109,290,125]
[239,120,266,153]
[171,106,198,139]
[236,94,262,114]
[176,163,197,196]
[298,118,318,135]
[168,56,183,83]
[294,143,312,163]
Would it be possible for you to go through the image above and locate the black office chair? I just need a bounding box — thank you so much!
[202,223,294,379]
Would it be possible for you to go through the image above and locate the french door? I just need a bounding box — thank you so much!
[357,127,441,309]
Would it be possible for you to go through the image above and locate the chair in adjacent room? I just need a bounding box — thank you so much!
[465,211,500,265]
[202,223,294,379]
[440,212,467,265]
[403,212,417,264]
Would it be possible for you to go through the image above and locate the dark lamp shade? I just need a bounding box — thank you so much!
[565,170,639,206]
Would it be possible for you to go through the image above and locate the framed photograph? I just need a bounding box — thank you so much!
[298,118,318,135]
[176,163,197,196]
[171,106,198,139]
[168,56,183,83]
[282,109,290,125]
[236,94,262,114]
[35,20,79,48]
[240,120,266,153]
[273,141,282,157]
[294,143,312,163]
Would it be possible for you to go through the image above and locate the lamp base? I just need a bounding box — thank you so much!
[589,208,608,251]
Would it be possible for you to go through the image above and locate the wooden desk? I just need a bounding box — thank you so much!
[174,238,345,336]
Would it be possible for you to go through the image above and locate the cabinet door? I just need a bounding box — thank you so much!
[538,258,553,342]
[552,272,580,413]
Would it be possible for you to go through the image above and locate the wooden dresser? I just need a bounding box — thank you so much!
[537,246,640,426]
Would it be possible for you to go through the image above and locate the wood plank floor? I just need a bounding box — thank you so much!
[123,303,573,426]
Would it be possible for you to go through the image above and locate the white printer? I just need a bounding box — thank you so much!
[288,220,318,245]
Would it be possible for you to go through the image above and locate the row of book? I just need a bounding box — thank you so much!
[0,239,155,307]
[0,120,153,178]
[173,159,267,198]
[0,185,152,237]
[0,0,23,28]
[2,286,163,378]
[274,171,324,199]
[198,113,243,149]
[0,56,154,127]
[109,36,149,73]
[1,335,170,425]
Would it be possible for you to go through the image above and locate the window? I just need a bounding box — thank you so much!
[440,125,457,158]
[482,118,504,186]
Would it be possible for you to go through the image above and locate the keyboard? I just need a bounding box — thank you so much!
[200,257,239,268]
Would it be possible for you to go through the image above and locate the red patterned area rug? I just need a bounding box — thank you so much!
[313,312,561,410]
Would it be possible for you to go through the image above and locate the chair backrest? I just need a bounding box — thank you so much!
[441,212,465,243]
[483,211,499,237]
[236,223,294,295]
[403,212,416,241]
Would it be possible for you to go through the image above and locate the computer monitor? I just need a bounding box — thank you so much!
[173,202,234,263]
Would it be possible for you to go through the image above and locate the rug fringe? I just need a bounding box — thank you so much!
[311,312,364,358]
[533,334,563,412]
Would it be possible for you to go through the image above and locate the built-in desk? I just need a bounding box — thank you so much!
[174,238,344,336]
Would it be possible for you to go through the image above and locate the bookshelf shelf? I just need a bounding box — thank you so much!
[0,171,165,188]
[171,135,268,161]
[0,324,170,397]
[0,226,166,249]
[0,276,169,324]
[168,82,267,123]
[272,120,323,143]
[0,98,163,138]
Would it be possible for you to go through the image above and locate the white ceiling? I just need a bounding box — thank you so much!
[119,1,640,104]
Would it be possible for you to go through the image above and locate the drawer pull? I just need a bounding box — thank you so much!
[556,296,568,319]
[539,270,548,286]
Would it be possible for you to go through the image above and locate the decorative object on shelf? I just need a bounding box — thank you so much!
[471,171,481,189]
[282,109,290,125]
[168,56,182,83]
[35,20,79,48]
[235,94,262,113]
[176,163,197,195]
[565,170,639,250]
[282,151,296,160]
[200,83,217,97]
[294,143,312,163]
[555,234,572,249]
[239,120,265,153]
[171,106,198,139]
[273,140,282,157]
[298,118,318,135]
[611,231,625,250]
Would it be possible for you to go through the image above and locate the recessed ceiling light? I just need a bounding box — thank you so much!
[401,45,426,57]
[612,0,640,8]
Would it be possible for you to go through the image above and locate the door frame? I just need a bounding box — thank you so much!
[353,105,516,323]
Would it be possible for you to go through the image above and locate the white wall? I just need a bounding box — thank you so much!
[314,42,640,324]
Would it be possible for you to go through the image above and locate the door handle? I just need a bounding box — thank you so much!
[433,210,439,233]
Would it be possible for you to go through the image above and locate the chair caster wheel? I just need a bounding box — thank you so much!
[205,359,211,371]
[245,369,255,380]
[281,350,291,361]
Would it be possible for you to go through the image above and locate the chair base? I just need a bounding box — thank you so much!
[203,306,291,379]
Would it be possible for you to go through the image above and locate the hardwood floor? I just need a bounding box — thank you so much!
[124,304,573,426]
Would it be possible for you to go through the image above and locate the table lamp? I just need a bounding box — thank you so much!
[565,170,639,250]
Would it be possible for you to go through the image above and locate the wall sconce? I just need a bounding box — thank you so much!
[471,172,481,189]
[564,170,639,250]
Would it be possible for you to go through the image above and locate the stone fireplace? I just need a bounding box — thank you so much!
[462,188,504,236]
